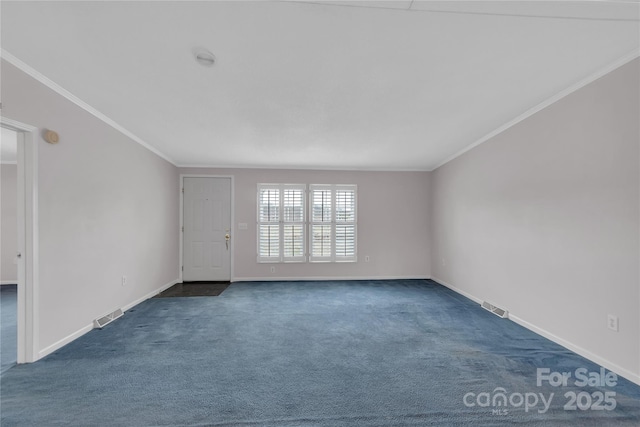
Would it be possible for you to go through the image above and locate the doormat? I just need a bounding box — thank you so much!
[155,282,230,298]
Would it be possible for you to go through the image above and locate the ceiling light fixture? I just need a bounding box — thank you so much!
[194,49,216,67]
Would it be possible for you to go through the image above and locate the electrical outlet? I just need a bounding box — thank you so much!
[365,256,370,262]
[270,266,276,274]
[121,276,127,287]
[441,258,446,266]
[607,314,618,332]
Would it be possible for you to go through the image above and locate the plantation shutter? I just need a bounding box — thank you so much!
[282,185,306,261]
[257,184,306,262]
[257,185,281,262]
[309,184,357,262]
[310,185,333,262]
[334,186,357,261]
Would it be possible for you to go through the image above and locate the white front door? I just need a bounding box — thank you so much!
[183,177,231,281]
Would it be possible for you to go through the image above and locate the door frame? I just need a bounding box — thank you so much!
[179,174,234,283]
[1,116,39,363]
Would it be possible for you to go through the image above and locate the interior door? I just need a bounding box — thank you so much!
[183,177,231,281]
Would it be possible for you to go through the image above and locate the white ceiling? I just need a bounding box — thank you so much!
[1,127,18,164]
[1,1,638,171]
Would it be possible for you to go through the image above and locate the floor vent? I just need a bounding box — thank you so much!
[94,308,124,329]
[481,301,508,318]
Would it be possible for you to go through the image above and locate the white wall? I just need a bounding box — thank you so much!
[2,46,636,386]
[179,168,431,280]
[1,164,18,283]
[1,60,180,356]
[430,59,639,382]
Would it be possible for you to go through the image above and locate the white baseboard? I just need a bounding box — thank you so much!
[37,278,179,360]
[121,278,178,312]
[232,275,429,282]
[1,281,18,285]
[431,276,640,387]
[508,314,640,386]
[38,323,94,360]
[431,276,483,304]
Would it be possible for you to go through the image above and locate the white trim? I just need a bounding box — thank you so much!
[257,183,308,263]
[431,276,483,305]
[15,131,27,363]
[179,174,235,283]
[37,324,94,360]
[2,118,39,364]
[176,163,430,172]
[509,313,640,387]
[0,281,18,285]
[431,276,640,387]
[0,117,37,133]
[24,129,39,363]
[232,275,429,282]
[308,184,358,263]
[1,50,176,166]
[37,278,178,360]
[121,278,178,312]
[432,48,640,171]
[3,48,637,175]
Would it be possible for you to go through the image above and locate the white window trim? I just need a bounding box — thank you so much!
[257,183,306,263]
[309,184,358,263]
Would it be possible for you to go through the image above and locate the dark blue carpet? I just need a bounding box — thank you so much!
[1,280,639,426]
[0,284,17,375]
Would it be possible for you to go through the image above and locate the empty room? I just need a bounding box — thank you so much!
[0,1,639,426]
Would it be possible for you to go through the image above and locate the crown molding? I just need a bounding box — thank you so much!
[176,163,430,172]
[432,48,640,171]
[1,50,177,166]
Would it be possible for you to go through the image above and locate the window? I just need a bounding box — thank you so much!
[257,184,306,262]
[309,185,357,262]
[257,183,357,263]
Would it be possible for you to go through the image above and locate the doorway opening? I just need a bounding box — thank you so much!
[1,127,18,372]
[1,117,39,366]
